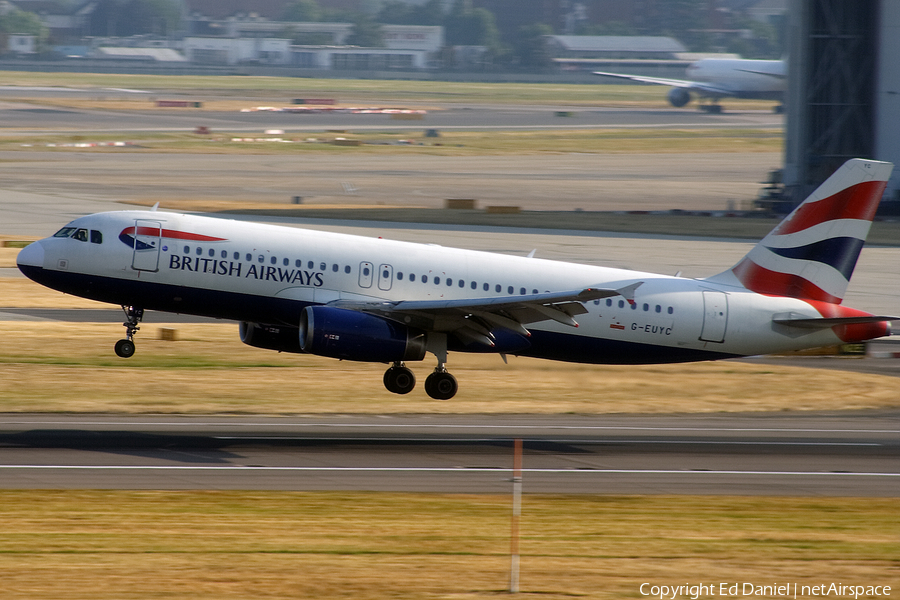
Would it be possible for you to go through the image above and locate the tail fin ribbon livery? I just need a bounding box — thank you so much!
[716,159,892,304]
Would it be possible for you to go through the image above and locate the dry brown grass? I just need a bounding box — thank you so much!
[0,319,897,414]
[3,266,897,414]
[0,491,896,600]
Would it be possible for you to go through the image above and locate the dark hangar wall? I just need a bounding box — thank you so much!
[783,0,900,211]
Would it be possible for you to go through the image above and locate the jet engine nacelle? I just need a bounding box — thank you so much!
[667,87,691,107]
[239,322,304,353]
[299,306,427,363]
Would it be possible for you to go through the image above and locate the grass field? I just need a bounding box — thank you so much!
[1,273,898,414]
[0,491,896,600]
[0,317,898,414]
[2,128,783,156]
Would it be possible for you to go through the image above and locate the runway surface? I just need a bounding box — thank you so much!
[0,96,783,135]
[0,413,897,496]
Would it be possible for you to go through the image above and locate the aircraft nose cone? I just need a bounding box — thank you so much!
[16,240,45,271]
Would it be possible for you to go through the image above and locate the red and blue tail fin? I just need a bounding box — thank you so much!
[710,159,893,303]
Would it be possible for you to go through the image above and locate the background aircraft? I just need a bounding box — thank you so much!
[595,57,786,113]
[16,159,894,401]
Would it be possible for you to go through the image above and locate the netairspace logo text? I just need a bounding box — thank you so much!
[639,582,892,600]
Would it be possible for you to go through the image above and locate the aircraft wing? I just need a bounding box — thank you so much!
[593,71,734,98]
[331,282,643,347]
[734,67,786,80]
[593,71,696,88]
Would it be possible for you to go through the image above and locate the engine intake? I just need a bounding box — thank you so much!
[239,322,303,353]
[299,306,427,363]
[667,87,691,107]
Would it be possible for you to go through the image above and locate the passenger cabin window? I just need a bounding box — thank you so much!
[90,230,103,244]
[72,229,88,242]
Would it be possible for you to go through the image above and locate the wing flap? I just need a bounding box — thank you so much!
[331,283,644,337]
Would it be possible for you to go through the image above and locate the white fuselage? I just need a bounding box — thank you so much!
[18,210,852,364]
[687,58,786,96]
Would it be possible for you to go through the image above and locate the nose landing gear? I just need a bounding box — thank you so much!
[115,306,143,358]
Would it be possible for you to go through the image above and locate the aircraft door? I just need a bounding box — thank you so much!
[377,264,393,291]
[131,220,162,272]
[699,291,728,343]
[358,262,373,288]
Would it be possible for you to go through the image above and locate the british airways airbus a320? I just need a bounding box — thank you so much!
[16,159,897,400]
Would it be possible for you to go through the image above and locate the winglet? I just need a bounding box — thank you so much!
[617,281,644,306]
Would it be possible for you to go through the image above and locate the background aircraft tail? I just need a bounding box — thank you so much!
[709,158,893,303]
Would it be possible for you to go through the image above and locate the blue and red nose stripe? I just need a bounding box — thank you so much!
[119,227,227,250]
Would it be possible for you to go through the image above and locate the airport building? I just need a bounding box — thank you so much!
[784,0,900,211]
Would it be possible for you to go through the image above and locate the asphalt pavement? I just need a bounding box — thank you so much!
[0,413,897,495]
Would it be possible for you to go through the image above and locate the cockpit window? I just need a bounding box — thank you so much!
[72,228,88,242]
[53,227,77,238]
[90,230,103,244]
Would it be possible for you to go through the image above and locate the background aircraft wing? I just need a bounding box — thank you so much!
[593,71,697,88]
[332,283,643,346]
[593,71,733,98]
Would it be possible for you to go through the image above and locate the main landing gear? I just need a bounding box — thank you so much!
[382,334,459,400]
[382,362,459,400]
[384,362,416,395]
[424,367,458,401]
[114,305,143,358]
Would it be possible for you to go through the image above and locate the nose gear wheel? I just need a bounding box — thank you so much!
[115,306,144,358]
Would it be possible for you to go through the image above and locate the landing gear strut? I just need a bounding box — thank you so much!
[383,362,416,395]
[423,332,458,400]
[115,305,143,358]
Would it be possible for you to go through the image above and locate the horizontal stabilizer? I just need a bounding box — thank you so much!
[773,314,897,330]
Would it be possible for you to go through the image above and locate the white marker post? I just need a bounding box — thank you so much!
[509,437,523,593]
